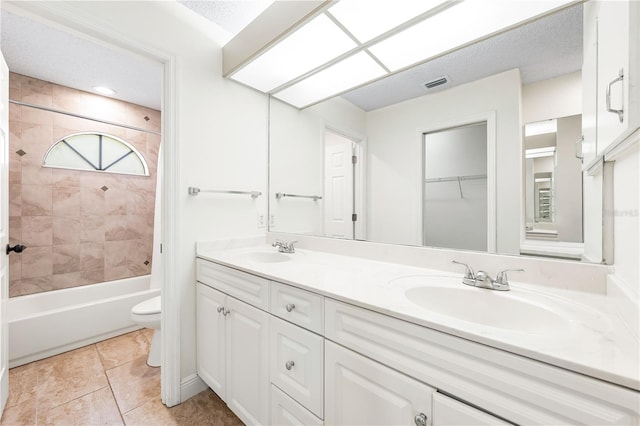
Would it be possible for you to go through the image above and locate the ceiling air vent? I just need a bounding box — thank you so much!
[424,76,448,89]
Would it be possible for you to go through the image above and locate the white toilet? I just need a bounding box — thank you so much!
[131,295,161,367]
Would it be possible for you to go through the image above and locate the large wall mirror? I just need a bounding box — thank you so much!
[269,3,604,263]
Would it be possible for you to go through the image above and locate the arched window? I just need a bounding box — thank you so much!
[43,132,149,176]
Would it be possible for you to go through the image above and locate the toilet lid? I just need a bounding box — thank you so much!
[132,295,161,315]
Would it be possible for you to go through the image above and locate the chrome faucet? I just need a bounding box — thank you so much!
[272,240,297,253]
[452,261,524,291]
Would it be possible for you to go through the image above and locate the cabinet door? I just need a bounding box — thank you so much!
[196,283,226,399]
[226,296,270,425]
[325,340,434,426]
[432,393,509,426]
[596,0,632,153]
[581,0,598,164]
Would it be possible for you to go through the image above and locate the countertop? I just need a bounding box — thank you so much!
[197,244,640,392]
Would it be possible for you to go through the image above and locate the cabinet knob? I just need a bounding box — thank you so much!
[217,306,224,313]
[285,360,295,370]
[285,303,296,312]
[223,308,230,316]
[414,413,428,426]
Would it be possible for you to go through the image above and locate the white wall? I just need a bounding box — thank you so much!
[613,143,640,295]
[555,115,583,242]
[522,71,582,123]
[269,97,366,235]
[366,69,521,253]
[16,0,270,396]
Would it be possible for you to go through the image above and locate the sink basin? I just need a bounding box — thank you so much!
[237,251,292,263]
[404,284,572,333]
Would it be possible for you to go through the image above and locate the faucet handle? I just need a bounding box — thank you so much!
[495,268,525,285]
[272,240,283,247]
[452,260,475,279]
[452,260,476,286]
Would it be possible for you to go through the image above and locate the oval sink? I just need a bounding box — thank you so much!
[404,285,572,333]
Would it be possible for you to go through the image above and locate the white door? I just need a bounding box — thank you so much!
[225,296,269,425]
[325,340,434,426]
[324,131,354,239]
[0,53,10,415]
[196,283,226,399]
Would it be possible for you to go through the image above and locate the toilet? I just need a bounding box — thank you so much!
[131,295,161,367]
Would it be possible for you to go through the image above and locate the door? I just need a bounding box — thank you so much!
[196,283,226,399]
[324,131,354,239]
[0,53,9,415]
[325,341,434,426]
[225,296,269,425]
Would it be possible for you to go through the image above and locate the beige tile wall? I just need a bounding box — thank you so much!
[8,72,161,297]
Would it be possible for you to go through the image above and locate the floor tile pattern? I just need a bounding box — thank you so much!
[0,330,243,425]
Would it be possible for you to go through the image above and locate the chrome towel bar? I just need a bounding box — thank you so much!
[188,187,262,198]
[275,192,322,201]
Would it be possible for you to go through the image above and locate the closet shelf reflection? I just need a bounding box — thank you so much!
[424,174,487,198]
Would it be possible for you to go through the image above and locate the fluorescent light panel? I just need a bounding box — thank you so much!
[274,51,387,108]
[231,14,357,93]
[369,0,574,71]
[525,119,558,137]
[526,147,557,158]
[328,0,447,43]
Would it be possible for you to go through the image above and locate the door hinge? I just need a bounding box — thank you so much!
[352,213,358,222]
[352,155,357,164]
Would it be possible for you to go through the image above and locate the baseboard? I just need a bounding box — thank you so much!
[180,373,208,402]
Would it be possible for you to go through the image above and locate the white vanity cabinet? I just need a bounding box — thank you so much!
[432,393,509,426]
[582,0,640,162]
[196,260,271,425]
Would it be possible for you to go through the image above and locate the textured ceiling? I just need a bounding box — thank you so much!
[178,0,273,38]
[0,2,582,113]
[342,4,583,111]
[1,10,163,110]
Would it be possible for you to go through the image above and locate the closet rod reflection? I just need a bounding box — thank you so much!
[9,99,161,135]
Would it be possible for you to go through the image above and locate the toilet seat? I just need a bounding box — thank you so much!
[132,295,161,316]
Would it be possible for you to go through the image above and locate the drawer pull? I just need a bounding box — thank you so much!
[285,360,295,370]
[285,303,296,312]
[216,306,224,313]
[223,308,231,316]
[414,413,428,426]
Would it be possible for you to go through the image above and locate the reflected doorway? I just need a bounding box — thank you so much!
[423,122,488,251]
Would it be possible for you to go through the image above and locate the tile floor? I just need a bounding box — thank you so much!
[0,329,243,425]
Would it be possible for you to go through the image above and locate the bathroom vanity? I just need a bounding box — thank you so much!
[195,242,639,426]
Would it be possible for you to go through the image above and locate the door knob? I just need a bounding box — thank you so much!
[6,244,26,255]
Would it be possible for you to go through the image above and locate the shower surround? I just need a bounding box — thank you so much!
[8,72,161,297]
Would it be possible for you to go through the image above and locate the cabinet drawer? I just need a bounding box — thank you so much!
[271,385,323,426]
[270,281,324,334]
[270,316,324,418]
[197,259,270,310]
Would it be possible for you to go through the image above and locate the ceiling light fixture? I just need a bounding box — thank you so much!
[93,86,116,95]
[226,0,574,109]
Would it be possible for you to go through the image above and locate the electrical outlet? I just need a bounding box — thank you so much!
[269,214,276,227]
[257,214,265,228]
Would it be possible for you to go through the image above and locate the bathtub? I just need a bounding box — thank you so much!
[8,275,160,367]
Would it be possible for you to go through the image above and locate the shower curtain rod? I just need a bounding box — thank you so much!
[9,99,161,135]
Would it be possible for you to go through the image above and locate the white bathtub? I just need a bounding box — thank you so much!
[8,275,160,367]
